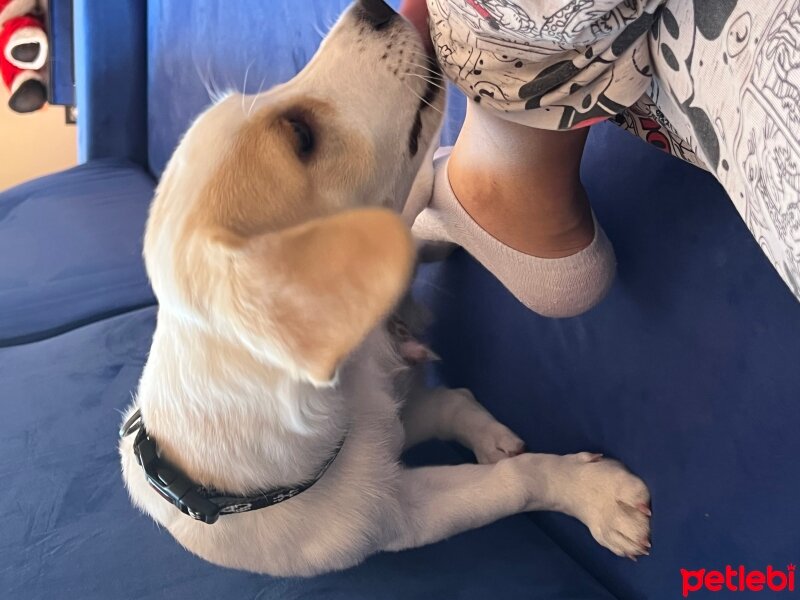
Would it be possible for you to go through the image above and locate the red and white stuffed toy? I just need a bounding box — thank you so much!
[0,0,48,113]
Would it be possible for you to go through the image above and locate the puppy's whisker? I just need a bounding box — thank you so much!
[248,76,268,118]
[406,48,439,58]
[206,64,230,105]
[324,6,338,31]
[206,62,221,102]
[406,50,442,64]
[193,56,217,105]
[322,2,340,33]
[403,82,443,115]
[243,61,254,93]
[405,59,445,77]
[406,66,446,82]
[409,68,444,81]
[405,54,439,65]
[312,20,327,40]
[241,61,256,116]
[407,73,447,91]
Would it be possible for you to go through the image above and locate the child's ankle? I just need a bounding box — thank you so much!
[447,148,595,259]
[446,104,597,258]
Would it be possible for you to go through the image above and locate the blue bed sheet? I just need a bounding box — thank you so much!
[0,159,155,347]
[416,123,800,600]
[0,307,615,600]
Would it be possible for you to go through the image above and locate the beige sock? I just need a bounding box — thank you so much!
[412,150,616,318]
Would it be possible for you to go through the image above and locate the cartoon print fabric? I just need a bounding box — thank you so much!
[649,0,800,298]
[427,0,666,129]
[427,0,800,300]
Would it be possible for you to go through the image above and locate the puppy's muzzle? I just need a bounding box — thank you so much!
[357,0,397,29]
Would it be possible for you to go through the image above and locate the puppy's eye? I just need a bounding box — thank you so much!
[289,118,315,157]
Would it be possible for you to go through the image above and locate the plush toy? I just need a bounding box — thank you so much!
[0,0,48,113]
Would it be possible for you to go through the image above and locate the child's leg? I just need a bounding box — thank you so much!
[414,102,617,318]
[408,0,668,317]
[650,0,800,299]
[448,102,595,259]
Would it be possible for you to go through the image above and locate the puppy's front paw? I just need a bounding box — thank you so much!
[473,423,526,464]
[567,454,652,560]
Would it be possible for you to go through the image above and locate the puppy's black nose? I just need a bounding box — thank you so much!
[357,0,397,29]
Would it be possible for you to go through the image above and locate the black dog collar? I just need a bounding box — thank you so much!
[120,409,345,525]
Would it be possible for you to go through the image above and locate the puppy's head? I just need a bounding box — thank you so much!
[145,1,444,386]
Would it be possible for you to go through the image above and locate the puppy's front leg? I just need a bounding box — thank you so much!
[384,453,651,559]
[402,386,525,463]
[383,460,529,552]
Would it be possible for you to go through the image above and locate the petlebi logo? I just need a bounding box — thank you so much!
[681,565,796,597]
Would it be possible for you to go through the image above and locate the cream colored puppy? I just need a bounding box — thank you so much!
[120,0,652,577]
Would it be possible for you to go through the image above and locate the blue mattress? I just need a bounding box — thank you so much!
[416,123,800,599]
[0,159,156,346]
[0,308,615,600]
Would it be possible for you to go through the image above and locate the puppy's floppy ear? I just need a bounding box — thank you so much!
[234,208,415,385]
